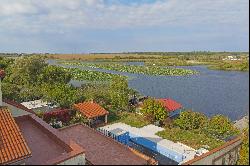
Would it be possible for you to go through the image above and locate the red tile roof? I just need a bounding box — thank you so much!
[3,99,35,114]
[73,102,109,119]
[59,124,151,165]
[157,98,182,112]
[0,107,32,165]
[15,115,85,165]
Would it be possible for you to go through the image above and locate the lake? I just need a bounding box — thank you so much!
[47,59,249,121]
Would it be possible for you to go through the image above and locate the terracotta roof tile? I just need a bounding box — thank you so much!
[0,107,31,165]
[74,102,109,119]
[157,98,183,112]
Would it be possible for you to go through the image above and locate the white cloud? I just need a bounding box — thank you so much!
[0,0,248,34]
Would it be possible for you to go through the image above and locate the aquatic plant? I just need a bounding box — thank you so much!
[61,62,198,76]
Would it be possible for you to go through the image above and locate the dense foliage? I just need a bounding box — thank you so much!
[237,128,249,165]
[109,76,129,111]
[156,111,240,150]
[156,127,225,150]
[0,57,14,69]
[140,98,168,122]
[39,65,71,84]
[205,115,239,139]
[41,83,83,108]
[209,60,249,71]
[174,111,208,130]
[37,109,88,128]
[2,56,83,108]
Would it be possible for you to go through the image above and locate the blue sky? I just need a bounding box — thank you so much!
[0,0,249,53]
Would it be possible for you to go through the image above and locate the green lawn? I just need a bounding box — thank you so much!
[156,127,225,150]
[108,111,150,128]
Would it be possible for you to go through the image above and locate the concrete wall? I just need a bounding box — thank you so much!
[3,102,31,117]
[58,154,85,165]
[185,138,242,165]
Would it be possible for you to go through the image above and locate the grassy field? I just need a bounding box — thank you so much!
[47,53,249,72]
[47,53,164,60]
[208,60,249,71]
[108,111,150,128]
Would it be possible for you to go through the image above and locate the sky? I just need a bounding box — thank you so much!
[0,0,249,53]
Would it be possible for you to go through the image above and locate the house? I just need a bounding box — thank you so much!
[73,101,109,127]
[0,105,85,165]
[0,107,32,165]
[222,55,241,61]
[1,101,152,165]
[157,98,183,118]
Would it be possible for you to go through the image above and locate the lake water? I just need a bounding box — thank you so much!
[47,59,249,121]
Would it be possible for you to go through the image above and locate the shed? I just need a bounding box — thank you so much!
[73,101,109,126]
[157,98,183,118]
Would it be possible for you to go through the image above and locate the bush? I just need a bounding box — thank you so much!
[174,111,208,130]
[43,109,72,124]
[69,111,88,124]
[237,128,249,165]
[140,98,167,123]
[205,115,239,139]
[36,110,44,119]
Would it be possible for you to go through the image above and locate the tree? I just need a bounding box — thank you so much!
[109,76,129,111]
[140,98,167,123]
[81,83,111,106]
[4,55,47,85]
[0,57,14,69]
[41,83,83,108]
[39,65,71,84]
[205,115,239,139]
[174,111,208,130]
[2,82,21,101]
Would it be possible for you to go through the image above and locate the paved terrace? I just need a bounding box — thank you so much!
[15,115,84,165]
[59,124,151,165]
[101,123,197,164]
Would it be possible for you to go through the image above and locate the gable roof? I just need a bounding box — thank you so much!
[73,102,109,119]
[3,99,35,114]
[0,107,32,165]
[157,98,183,112]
